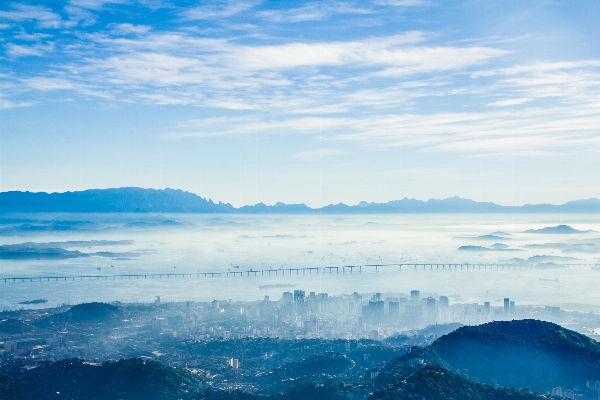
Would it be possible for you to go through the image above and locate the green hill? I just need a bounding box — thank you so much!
[273,352,354,378]
[0,358,203,400]
[372,364,555,400]
[430,319,600,391]
[35,302,124,328]
[379,320,600,393]
[0,318,35,334]
[67,302,123,322]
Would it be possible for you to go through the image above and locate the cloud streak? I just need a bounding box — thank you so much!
[1,0,600,159]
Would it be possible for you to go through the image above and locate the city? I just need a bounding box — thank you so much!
[2,288,600,398]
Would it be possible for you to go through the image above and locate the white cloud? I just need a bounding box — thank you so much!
[64,5,97,26]
[3,6,599,159]
[25,77,115,99]
[64,31,494,94]
[259,2,371,23]
[180,2,258,21]
[0,98,35,109]
[26,77,76,91]
[0,4,64,28]
[108,23,151,35]
[5,42,54,57]
[487,98,533,107]
[16,30,505,112]
[13,31,52,41]
[372,0,428,6]
[69,0,127,11]
[164,100,600,156]
[472,61,600,78]
[330,105,600,155]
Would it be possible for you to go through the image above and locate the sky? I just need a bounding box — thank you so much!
[1,0,600,207]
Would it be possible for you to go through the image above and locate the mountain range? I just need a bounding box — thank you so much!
[1,187,600,213]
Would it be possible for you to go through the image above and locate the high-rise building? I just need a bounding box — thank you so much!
[426,297,437,325]
[398,298,408,315]
[504,298,510,313]
[388,301,400,319]
[282,291,293,303]
[372,300,385,322]
[350,292,362,316]
[586,381,600,392]
[151,317,165,332]
[294,290,305,302]
[404,302,424,328]
[307,292,319,313]
[228,358,239,369]
[362,300,384,324]
[411,290,420,302]
[318,293,328,312]
[509,301,515,314]
[439,296,449,308]
[294,290,305,314]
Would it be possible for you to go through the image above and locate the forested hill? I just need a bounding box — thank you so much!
[2,188,600,213]
[372,364,554,400]
[0,358,203,400]
[379,319,600,393]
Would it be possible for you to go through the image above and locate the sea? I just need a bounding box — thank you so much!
[1,213,599,312]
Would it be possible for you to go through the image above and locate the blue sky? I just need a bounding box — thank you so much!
[1,0,599,207]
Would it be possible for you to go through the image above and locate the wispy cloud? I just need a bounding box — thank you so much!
[0,4,65,28]
[0,98,36,109]
[68,0,128,11]
[487,98,533,107]
[108,23,151,35]
[372,0,428,6]
[165,100,600,156]
[16,30,500,104]
[5,42,54,57]
[180,1,258,21]
[259,2,371,23]
[331,105,600,155]
[2,0,600,160]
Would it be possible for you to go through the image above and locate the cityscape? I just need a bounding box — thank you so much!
[3,286,600,398]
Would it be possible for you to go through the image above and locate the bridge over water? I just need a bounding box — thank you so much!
[2,262,597,283]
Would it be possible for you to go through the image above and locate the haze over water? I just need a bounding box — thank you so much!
[1,213,599,311]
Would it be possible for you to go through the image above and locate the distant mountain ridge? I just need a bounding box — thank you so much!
[523,225,594,234]
[0,188,234,213]
[1,188,600,213]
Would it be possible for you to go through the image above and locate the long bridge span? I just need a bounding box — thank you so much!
[2,262,597,283]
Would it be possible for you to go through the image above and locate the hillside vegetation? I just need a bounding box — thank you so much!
[372,364,556,400]
[0,358,203,400]
[379,319,600,393]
